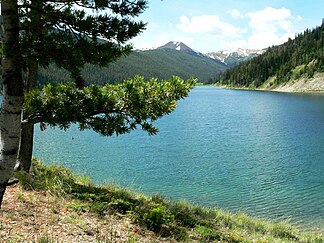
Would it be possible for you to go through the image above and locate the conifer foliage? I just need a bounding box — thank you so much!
[19,0,147,78]
[15,0,149,172]
[24,76,196,136]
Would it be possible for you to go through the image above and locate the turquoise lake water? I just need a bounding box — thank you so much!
[33,86,324,231]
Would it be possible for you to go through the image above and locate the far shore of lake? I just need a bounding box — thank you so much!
[214,72,324,94]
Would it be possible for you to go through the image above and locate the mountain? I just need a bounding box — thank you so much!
[158,41,207,58]
[38,44,228,86]
[207,48,265,67]
[210,21,324,91]
[158,42,265,67]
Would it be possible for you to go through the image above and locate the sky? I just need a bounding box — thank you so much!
[130,0,324,53]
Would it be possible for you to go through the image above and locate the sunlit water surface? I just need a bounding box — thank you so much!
[33,86,324,231]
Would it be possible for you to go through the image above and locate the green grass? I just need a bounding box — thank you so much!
[16,159,324,242]
[36,235,55,243]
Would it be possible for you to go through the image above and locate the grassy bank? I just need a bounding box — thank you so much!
[1,159,323,242]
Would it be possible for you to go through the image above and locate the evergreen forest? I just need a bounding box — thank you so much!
[37,48,227,86]
[209,21,324,87]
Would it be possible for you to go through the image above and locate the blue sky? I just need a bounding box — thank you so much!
[130,0,323,53]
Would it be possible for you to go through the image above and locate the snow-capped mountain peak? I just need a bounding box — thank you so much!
[207,48,266,67]
[157,41,213,59]
[142,42,264,68]
[158,41,194,52]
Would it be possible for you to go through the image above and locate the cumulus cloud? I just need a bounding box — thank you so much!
[245,7,297,48]
[227,9,244,19]
[247,7,293,32]
[176,15,242,37]
[172,7,300,51]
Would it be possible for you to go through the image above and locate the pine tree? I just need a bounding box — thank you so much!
[0,0,196,208]
[17,0,147,172]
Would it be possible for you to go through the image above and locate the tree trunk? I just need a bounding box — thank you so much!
[18,61,38,172]
[0,0,24,207]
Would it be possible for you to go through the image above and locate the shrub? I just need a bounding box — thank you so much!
[143,204,174,232]
[169,202,198,228]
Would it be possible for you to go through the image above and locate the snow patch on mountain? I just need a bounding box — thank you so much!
[139,41,264,68]
[207,48,266,66]
[157,41,210,57]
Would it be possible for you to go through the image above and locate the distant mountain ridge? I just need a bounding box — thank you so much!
[156,41,265,67]
[38,43,228,85]
[35,41,265,86]
[207,48,266,67]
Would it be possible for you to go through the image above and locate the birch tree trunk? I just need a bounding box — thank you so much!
[0,0,24,207]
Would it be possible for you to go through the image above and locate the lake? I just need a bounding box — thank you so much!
[33,86,324,231]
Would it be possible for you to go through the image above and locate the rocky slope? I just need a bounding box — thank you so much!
[272,73,324,92]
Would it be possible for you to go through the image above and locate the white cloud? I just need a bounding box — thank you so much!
[174,37,194,45]
[247,31,295,49]
[247,7,293,32]
[244,7,298,49]
[135,6,302,52]
[227,9,244,19]
[217,7,299,50]
[176,15,242,37]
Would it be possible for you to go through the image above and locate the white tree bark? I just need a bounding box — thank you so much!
[0,0,24,207]
[0,95,23,177]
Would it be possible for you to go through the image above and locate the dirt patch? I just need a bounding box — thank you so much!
[0,184,168,242]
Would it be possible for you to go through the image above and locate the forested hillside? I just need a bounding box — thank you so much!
[210,21,324,88]
[38,48,227,86]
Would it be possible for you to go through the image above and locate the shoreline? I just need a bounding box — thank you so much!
[214,72,324,94]
[1,160,323,242]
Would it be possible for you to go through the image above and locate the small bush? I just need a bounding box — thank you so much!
[143,204,174,232]
[169,202,198,228]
